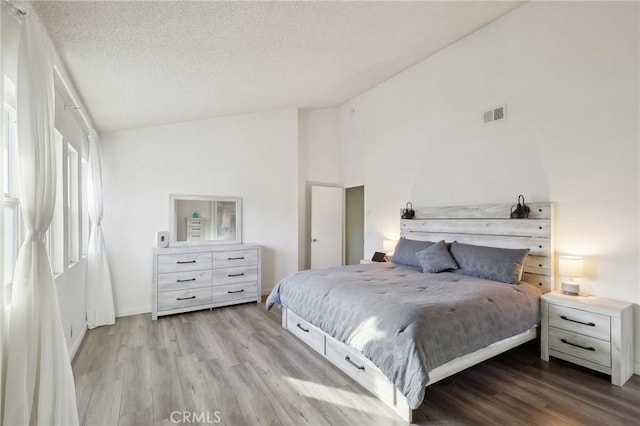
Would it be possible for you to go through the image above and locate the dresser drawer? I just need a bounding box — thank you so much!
[212,282,257,303]
[325,336,395,405]
[157,270,211,293]
[157,252,212,273]
[211,249,258,268]
[157,287,212,311]
[211,265,258,286]
[549,304,611,341]
[187,218,203,226]
[549,327,611,367]
[286,309,325,355]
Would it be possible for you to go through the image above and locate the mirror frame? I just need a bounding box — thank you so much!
[169,194,243,246]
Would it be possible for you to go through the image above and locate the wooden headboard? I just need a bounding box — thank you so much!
[400,202,554,293]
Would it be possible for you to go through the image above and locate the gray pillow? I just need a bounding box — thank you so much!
[391,238,435,269]
[449,241,529,284]
[416,240,459,273]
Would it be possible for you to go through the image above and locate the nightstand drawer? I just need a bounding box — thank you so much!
[549,304,610,341]
[549,327,611,367]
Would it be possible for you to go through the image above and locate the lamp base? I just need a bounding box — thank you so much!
[561,281,580,296]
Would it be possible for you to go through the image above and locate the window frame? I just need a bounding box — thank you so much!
[3,77,21,292]
[66,142,80,265]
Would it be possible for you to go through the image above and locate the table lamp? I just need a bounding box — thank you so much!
[559,255,584,296]
[383,239,398,261]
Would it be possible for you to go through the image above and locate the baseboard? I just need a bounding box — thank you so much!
[116,305,150,318]
[70,323,88,362]
[634,360,640,376]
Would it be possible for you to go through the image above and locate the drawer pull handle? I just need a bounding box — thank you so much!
[560,338,595,352]
[176,278,196,283]
[345,356,365,371]
[560,315,595,327]
[177,260,196,264]
[228,273,245,277]
[228,256,245,260]
[176,296,196,301]
[296,323,309,333]
[227,289,245,294]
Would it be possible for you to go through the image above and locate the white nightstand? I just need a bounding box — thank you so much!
[541,291,633,386]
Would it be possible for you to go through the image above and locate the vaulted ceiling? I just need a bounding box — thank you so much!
[34,1,523,132]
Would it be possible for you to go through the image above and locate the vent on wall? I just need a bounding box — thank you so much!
[483,105,506,124]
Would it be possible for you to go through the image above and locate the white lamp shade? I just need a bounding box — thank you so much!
[558,256,584,278]
[383,239,398,253]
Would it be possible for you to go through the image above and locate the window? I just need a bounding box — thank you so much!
[3,73,89,292]
[47,129,64,274]
[3,77,20,288]
[67,143,79,264]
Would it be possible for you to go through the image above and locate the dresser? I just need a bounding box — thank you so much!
[541,291,633,386]
[152,244,261,320]
[186,217,205,241]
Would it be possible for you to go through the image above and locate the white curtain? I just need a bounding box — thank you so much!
[86,133,115,328]
[2,12,79,426]
[0,6,5,423]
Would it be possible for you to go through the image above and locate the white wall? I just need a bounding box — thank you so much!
[101,109,299,316]
[339,2,640,371]
[298,108,341,270]
[56,262,87,357]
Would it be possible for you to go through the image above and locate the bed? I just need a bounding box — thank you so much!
[267,202,554,422]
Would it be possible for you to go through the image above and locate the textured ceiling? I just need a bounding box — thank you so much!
[34,1,523,132]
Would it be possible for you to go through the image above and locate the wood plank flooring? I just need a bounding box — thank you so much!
[73,303,640,425]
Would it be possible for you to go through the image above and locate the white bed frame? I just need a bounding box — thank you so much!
[281,202,554,423]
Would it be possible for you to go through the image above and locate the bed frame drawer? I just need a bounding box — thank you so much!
[549,305,610,341]
[325,336,395,405]
[549,327,611,367]
[286,310,325,355]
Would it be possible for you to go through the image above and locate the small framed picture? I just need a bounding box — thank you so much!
[371,251,387,262]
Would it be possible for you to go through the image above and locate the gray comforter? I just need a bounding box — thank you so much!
[266,263,541,409]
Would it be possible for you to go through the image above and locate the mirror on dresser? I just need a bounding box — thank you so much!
[169,194,242,245]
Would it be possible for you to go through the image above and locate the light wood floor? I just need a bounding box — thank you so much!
[73,302,640,426]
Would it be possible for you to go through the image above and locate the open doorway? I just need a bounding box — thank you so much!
[345,186,364,265]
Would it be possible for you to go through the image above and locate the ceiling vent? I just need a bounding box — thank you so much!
[483,105,506,124]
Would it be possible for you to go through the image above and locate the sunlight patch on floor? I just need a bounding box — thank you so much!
[284,376,399,422]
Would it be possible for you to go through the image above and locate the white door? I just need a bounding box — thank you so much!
[311,186,343,269]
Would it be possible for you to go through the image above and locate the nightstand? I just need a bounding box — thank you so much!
[541,291,633,386]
